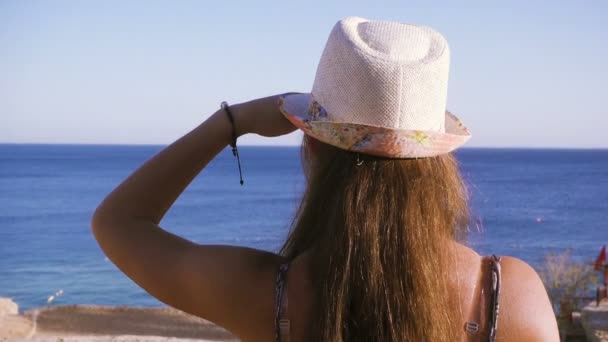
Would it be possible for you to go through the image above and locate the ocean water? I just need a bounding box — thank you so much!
[0,144,607,310]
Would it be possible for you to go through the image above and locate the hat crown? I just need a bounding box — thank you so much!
[311,17,450,132]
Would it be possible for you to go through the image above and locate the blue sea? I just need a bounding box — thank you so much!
[1,144,607,311]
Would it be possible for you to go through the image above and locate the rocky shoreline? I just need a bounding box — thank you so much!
[3,297,607,341]
[0,298,237,341]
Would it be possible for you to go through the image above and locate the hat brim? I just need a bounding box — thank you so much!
[279,93,471,158]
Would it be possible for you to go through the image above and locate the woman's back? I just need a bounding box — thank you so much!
[274,243,557,342]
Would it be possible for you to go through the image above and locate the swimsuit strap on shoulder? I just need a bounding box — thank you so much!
[488,255,502,342]
[275,261,290,342]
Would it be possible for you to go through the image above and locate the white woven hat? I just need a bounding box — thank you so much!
[279,16,471,158]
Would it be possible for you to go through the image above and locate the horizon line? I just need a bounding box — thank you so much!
[1,142,607,151]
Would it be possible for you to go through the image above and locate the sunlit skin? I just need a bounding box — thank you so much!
[91,94,559,341]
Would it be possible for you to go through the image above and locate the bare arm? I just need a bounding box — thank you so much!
[91,94,296,339]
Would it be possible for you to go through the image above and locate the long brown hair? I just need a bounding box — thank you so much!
[280,136,469,341]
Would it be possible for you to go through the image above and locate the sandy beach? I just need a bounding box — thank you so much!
[0,300,238,342]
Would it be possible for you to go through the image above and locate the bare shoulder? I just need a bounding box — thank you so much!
[497,256,560,341]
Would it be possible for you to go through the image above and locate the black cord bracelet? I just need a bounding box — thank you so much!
[221,101,244,185]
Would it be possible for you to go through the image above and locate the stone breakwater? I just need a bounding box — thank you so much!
[0,298,238,341]
[581,301,608,342]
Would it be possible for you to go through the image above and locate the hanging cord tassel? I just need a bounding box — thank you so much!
[221,101,244,185]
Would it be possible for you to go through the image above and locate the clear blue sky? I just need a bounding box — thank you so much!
[1,1,606,147]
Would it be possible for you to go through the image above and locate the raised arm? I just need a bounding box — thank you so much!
[91,94,296,339]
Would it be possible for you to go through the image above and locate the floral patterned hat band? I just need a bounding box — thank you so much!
[279,17,471,158]
[279,94,470,159]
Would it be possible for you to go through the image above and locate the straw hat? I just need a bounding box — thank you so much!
[279,16,470,158]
